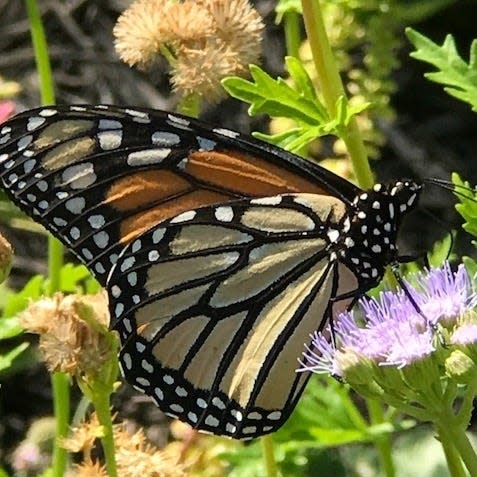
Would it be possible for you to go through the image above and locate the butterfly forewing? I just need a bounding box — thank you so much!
[109,193,358,438]
[0,105,356,285]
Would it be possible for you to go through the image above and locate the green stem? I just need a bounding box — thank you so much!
[92,391,118,477]
[47,238,64,295]
[336,385,368,431]
[25,0,65,295]
[367,399,395,477]
[51,373,70,477]
[436,410,477,476]
[25,0,55,105]
[436,425,466,477]
[300,0,373,189]
[25,2,68,476]
[261,435,278,477]
[283,11,301,58]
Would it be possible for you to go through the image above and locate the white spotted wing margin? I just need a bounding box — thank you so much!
[108,193,355,439]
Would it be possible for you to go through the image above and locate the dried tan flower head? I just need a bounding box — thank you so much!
[20,292,112,376]
[111,422,185,477]
[163,2,213,42]
[64,415,196,476]
[114,0,264,102]
[114,0,174,68]
[73,461,108,477]
[61,413,103,456]
[199,0,264,66]
[172,40,242,101]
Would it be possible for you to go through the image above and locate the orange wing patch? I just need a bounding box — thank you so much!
[119,189,230,243]
[107,149,327,244]
[187,150,326,196]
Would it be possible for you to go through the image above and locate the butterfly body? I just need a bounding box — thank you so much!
[0,105,421,438]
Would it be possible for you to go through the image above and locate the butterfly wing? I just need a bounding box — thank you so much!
[109,193,358,438]
[0,105,359,285]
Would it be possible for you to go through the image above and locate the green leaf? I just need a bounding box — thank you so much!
[58,263,100,293]
[224,61,368,153]
[0,342,29,373]
[3,274,46,318]
[285,56,318,103]
[452,173,477,244]
[406,28,477,112]
[223,64,328,124]
[463,256,477,285]
[0,315,23,340]
[427,233,454,268]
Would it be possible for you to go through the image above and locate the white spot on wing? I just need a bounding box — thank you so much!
[151,131,180,146]
[27,117,46,131]
[127,149,171,166]
[62,163,97,189]
[214,206,234,222]
[39,109,57,117]
[98,130,122,150]
[170,210,196,223]
[88,214,105,229]
[205,415,219,427]
[65,197,86,214]
[93,231,109,249]
[148,250,160,261]
[212,127,239,138]
[250,196,282,206]
[152,228,165,243]
[197,136,216,151]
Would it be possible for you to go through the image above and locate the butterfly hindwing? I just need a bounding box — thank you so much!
[109,193,355,438]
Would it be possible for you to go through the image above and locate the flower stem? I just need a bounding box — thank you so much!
[283,11,301,58]
[435,410,477,476]
[261,435,278,477]
[300,0,373,189]
[25,2,69,477]
[367,399,395,477]
[436,425,466,477]
[51,372,70,477]
[92,391,118,477]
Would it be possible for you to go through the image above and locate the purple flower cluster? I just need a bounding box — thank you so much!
[301,263,476,378]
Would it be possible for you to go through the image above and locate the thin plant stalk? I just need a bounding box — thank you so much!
[435,412,477,476]
[261,435,278,477]
[300,0,373,190]
[24,2,69,476]
[437,427,466,477]
[299,2,396,474]
[367,399,395,477]
[283,11,301,58]
[92,390,118,477]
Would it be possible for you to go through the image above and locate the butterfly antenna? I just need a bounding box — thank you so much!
[425,177,477,203]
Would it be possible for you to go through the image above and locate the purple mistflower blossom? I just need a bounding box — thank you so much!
[300,262,476,378]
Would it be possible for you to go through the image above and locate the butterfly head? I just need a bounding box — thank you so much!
[342,180,423,286]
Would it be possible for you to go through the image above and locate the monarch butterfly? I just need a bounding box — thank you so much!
[0,105,421,439]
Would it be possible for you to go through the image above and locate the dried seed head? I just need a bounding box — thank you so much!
[20,292,112,376]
